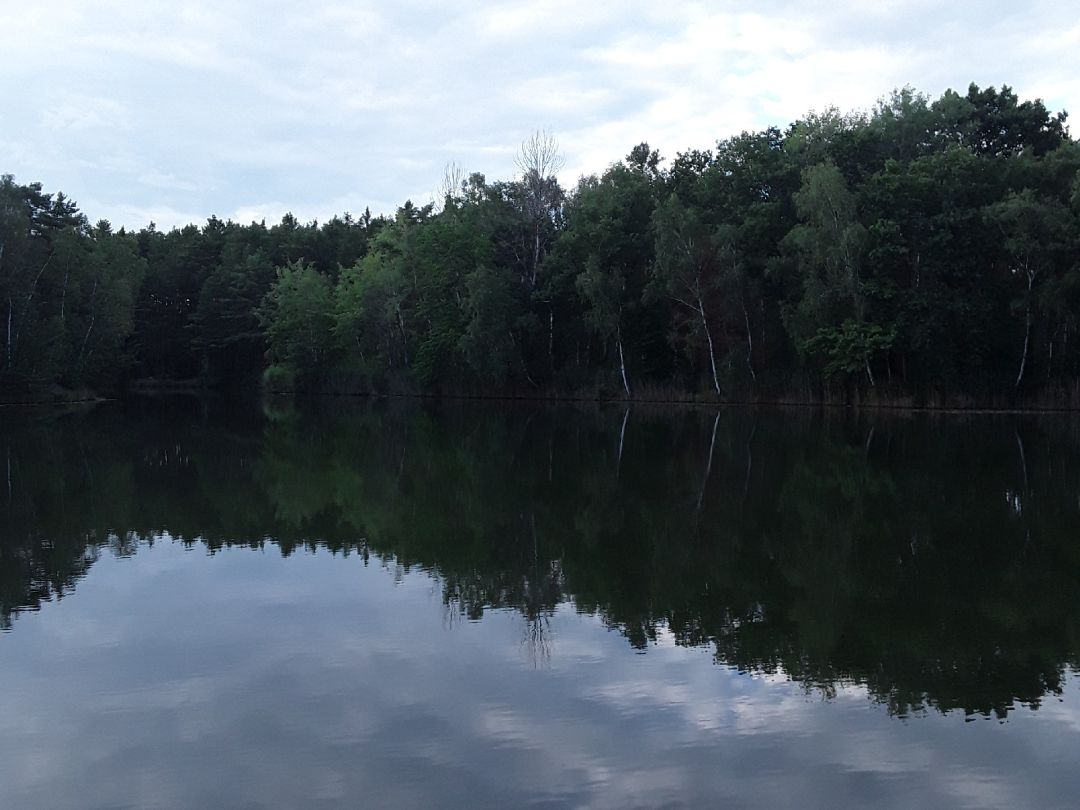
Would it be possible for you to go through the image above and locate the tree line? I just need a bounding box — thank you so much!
[3,83,1079,404]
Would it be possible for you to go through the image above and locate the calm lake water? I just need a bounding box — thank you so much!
[2,398,1080,808]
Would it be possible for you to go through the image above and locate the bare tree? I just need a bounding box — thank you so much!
[433,161,467,212]
[516,130,565,183]
[516,130,565,288]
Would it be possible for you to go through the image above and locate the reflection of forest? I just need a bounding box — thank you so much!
[3,398,1080,718]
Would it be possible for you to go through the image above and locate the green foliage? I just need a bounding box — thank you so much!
[801,320,896,379]
[3,80,1079,403]
[460,265,521,386]
[191,251,273,386]
[257,260,335,386]
[0,176,145,395]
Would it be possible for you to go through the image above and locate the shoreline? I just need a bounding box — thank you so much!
[5,387,1078,415]
[262,389,1080,416]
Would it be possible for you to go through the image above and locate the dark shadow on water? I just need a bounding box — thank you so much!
[3,396,1080,719]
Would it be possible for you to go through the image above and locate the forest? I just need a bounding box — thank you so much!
[2,83,1079,406]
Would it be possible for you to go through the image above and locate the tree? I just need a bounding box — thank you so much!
[3,81,1078,406]
[460,265,524,387]
[0,176,84,386]
[67,222,145,387]
[257,260,335,388]
[785,162,886,385]
[515,131,565,289]
[557,151,660,396]
[651,194,724,396]
[130,222,218,380]
[190,251,274,387]
[986,190,1073,388]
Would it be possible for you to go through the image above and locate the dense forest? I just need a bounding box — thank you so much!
[2,83,1079,405]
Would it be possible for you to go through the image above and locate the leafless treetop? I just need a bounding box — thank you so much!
[437,161,467,202]
[515,130,564,181]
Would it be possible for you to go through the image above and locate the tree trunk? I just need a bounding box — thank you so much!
[13,252,55,360]
[78,314,96,370]
[617,330,631,398]
[397,306,409,367]
[1015,310,1031,389]
[698,299,721,396]
[1015,270,1034,390]
[741,295,756,383]
[5,297,11,370]
[60,269,70,323]
[77,279,98,370]
[548,306,554,374]
[531,227,541,288]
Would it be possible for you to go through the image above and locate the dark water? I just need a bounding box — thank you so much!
[2,398,1080,809]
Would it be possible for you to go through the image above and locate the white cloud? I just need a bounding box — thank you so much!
[2,0,1077,231]
[136,170,201,192]
[41,97,133,132]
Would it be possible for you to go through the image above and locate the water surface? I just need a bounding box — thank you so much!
[2,399,1079,808]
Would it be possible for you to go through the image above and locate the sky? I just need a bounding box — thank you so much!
[1,0,1078,231]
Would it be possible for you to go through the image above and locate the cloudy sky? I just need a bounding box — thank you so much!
[2,0,1078,230]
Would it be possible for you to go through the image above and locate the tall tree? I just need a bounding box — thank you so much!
[257,260,335,389]
[651,194,725,396]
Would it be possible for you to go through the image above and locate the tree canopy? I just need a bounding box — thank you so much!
[3,83,1078,405]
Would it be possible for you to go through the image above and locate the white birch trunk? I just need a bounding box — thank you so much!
[1015,269,1034,389]
[742,296,756,383]
[617,332,631,398]
[698,299,721,396]
[549,307,554,372]
[77,279,98,369]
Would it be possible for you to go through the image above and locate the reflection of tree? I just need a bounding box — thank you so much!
[3,401,1080,719]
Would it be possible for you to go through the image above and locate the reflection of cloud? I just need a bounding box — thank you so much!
[2,1,1077,230]
[0,541,1079,808]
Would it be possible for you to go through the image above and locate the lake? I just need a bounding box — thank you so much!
[1,398,1079,808]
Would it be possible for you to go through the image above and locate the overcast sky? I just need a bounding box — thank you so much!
[2,0,1078,231]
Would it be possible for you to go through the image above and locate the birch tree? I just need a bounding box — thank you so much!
[558,153,658,397]
[987,190,1072,389]
[785,162,890,385]
[651,194,724,396]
